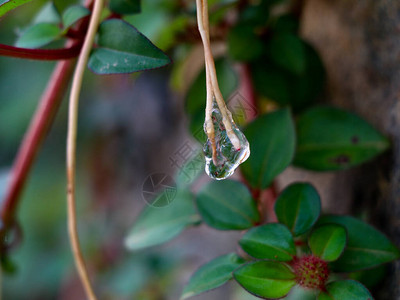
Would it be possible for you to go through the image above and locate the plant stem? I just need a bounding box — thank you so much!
[0,0,93,247]
[0,49,77,238]
[66,0,104,298]
[196,0,241,152]
[0,42,82,60]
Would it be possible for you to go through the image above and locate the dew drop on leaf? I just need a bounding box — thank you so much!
[203,99,250,180]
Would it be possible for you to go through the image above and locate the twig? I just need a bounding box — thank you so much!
[66,0,104,298]
[0,42,82,60]
[0,49,77,238]
[0,0,94,248]
[196,0,241,154]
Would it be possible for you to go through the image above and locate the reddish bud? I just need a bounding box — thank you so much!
[292,255,329,290]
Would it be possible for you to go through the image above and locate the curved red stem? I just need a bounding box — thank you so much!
[0,42,83,60]
[1,56,77,231]
[0,0,94,248]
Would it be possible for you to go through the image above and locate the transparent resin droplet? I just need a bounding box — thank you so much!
[203,100,250,180]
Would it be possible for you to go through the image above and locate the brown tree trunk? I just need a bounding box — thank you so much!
[300,0,400,298]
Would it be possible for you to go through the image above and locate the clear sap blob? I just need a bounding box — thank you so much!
[203,100,250,180]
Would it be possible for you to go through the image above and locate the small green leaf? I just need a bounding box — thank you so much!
[272,14,299,33]
[238,2,270,27]
[318,215,400,272]
[251,62,291,105]
[109,0,140,15]
[88,19,171,74]
[283,285,316,300]
[251,43,325,111]
[239,223,296,261]
[294,106,390,171]
[228,24,264,62]
[290,43,325,111]
[349,265,386,289]
[274,182,321,236]
[196,180,260,230]
[317,280,373,300]
[15,23,61,49]
[33,3,61,25]
[0,0,33,18]
[241,108,296,189]
[181,253,245,299]
[62,5,90,29]
[175,152,203,187]
[266,33,306,75]
[233,261,296,299]
[1,255,17,274]
[157,15,188,50]
[309,224,347,262]
[53,0,81,15]
[124,189,201,251]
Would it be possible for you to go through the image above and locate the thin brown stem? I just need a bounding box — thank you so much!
[196,0,242,150]
[66,0,104,297]
[0,0,93,247]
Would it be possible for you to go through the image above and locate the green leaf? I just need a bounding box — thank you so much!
[88,19,171,74]
[196,180,260,230]
[109,0,140,15]
[185,58,238,141]
[318,280,373,300]
[53,0,81,15]
[349,265,388,289]
[309,224,347,262]
[0,0,33,18]
[62,5,90,29]
[239,223,296,261]
[274,183,321,236]
[290,43,325,111]
[283,285,316,300]
[266,33,306,75]
[294,106,390,171]
[233,261,296,299]
[33,3,61,24]
[238,2,270,27]
[157,15,188,50]
[181,253,245,299]
[1,255,17,274]
[251,43,325,111]
[15,23,61,49]
[251,61,291,105]
[124,189,201,251]
[272,14,299,33]
[228,24,264,62]
[175,152,203,187]
[318,215,400,272]
[241,108,296,189]
[348,265,386,289]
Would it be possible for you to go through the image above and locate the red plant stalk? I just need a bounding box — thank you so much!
[0,43,83,60]
[1,52,77,236]
[0,0,94,246]
[238,64,279,222]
